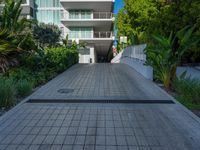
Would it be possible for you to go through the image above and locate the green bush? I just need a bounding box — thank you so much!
[173,77,200,104]
[5,68,32,81]
[44,47,78,72]
[0,78,16,108]
[16,80,33,97]
[33,23,61,47]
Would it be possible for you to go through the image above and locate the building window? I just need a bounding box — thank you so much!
[36,10,61,25]
[35,0,60,8]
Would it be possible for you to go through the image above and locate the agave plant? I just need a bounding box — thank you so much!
[146,26,199,89]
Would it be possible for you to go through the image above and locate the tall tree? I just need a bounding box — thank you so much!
[115,0,200,62]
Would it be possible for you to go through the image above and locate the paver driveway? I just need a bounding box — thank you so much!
[0,63,200,150]
[30,63,172,101]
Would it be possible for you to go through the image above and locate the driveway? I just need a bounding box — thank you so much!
[0,63,200,150]
[30,63,172,102]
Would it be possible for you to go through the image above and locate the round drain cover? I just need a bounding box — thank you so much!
[57,89,74,94]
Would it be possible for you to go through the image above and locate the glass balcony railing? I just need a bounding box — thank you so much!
[66,31,113,39]
[93,12,113,19]
[61,11,114,20]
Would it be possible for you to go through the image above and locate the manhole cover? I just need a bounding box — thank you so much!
[57,89,74,94]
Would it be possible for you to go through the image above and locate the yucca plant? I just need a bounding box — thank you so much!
[145,26,199,89]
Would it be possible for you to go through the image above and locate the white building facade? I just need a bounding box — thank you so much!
[59,0,115,63]
[35,0,115,63]
[1,0,115,63]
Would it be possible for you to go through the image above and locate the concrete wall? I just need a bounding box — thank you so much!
[177,66,200,80]
[111,44,153,80]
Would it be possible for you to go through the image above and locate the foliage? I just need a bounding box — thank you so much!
[0,78,16,108]
[0,0,37,73]
[16,79,33,97]
[14,46,78,86]
[173,75,200,105]
[145,26,198,89]
[33,23,61,47]
[44,47,79,72]
[115,0,200,62]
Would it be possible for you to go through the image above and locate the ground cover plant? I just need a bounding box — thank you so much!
[0,0,79,109]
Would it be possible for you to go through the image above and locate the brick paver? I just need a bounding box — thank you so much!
[0,64,200,150]
[30,64,172,101]
[0,103,200,150]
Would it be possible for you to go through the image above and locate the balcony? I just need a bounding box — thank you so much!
[61,12,114,20]
[60,0,114,12]
[66,31,113,40]
[61,12,114,29]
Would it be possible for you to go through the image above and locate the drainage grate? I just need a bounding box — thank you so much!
[27,99,175,104]
[57,89,74,94]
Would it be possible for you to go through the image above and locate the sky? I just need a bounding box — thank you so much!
[114,0,124,14]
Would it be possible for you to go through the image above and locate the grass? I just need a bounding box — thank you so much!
[173,76,200,110]
[176,96,200,110]
[16,80,33,97]
[0,78,16,108]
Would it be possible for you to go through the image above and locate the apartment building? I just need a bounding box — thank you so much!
[1,0,115,63]
[60,0,115,63]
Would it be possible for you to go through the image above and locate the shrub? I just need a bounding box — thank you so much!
[33,23,61,47]
[6,68,31,81]
[16,80,33,97]
[173,77,200,104]
[145,26,199,89]
[0,78,16,108]
[44,47,78,72]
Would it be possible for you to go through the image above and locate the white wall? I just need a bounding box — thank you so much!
[111,44,153,80]
[78,47,96,63]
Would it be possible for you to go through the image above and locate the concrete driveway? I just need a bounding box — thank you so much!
[0,63,200,150]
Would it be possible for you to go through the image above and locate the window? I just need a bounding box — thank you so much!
[36,10,61,25]
[35,0,61,8]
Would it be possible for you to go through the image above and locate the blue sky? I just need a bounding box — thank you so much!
[114,0,124,14]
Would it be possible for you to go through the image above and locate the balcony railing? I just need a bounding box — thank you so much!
[93,12,113,19]
[65,31,113,39]
[93,31,113,38]
[61,11,114,20]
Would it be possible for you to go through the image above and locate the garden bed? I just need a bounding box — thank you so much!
[158,83,200,118]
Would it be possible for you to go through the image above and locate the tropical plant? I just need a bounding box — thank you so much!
[145,26,199,89]
[0,0,36,73]
[33,23,61,47]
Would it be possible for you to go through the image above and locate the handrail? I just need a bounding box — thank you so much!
[61,11,114,20]
[111,44,147,63]
[65,31,113,39]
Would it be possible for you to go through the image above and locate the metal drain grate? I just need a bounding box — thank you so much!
[27,99,175,104]
[57,89,74,94]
